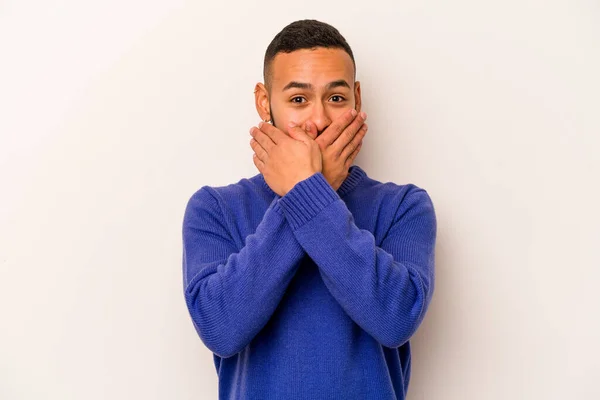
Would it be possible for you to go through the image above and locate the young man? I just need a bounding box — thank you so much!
[182,19,437,400]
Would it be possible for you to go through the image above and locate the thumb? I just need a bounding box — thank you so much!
[304,120,318,140]
[287,122,311,144]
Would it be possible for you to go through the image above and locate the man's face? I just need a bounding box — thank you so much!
[255,47,361,140]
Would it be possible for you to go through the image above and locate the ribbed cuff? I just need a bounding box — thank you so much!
[277,172,339,230]
[270,195,284,215]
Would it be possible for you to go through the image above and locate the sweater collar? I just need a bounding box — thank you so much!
[257,164,366,198]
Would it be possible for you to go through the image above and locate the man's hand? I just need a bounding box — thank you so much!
[306,109,368,191]
[250,121,322,197]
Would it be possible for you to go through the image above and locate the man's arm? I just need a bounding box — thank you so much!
[277,172,437,348]
[182,187,304,358]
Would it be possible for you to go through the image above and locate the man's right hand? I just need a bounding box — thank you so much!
[250,121,323,197]
[307,109,368,191]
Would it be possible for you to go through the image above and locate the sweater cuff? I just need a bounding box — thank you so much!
[270,194,284,216]
[277,172,339,230]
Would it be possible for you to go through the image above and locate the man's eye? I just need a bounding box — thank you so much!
[291,96,345,104]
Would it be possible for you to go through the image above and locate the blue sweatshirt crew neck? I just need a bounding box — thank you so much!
[182,165,437,400]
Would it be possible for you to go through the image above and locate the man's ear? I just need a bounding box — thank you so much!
[254,83,271,121]
[354,81,362,113]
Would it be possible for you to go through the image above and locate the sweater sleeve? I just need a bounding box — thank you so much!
[182,187,305,358]
[277,172,436,348]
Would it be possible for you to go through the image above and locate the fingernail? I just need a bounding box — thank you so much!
[351,109,357,117]
[288,121,296,127]
[360,111,367,119]
[249,127,254,135]
[258,121,263,128]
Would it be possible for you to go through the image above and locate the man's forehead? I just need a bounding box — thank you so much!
[271,48,353,90]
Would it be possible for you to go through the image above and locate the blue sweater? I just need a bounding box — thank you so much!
[182,165,437,399]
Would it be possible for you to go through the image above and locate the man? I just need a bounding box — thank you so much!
[182,19,437,400]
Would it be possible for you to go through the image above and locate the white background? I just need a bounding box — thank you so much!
[1,1,599,399]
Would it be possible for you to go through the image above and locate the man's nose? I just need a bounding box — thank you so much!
[309,104,332,134]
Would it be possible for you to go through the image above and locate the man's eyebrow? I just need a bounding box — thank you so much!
[282,79,351,91]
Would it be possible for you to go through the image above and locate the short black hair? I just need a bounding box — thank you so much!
[263,19,356,94]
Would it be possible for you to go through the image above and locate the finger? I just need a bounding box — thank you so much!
[305,120,319,139]
[250,137,269,162]
[257,121,287,144]
[332,113,367,157]
[345,140,362,169]
[287,123,312,144]
[340,123,367,160]
[252,153,265,172]
[317,109,356,147]
[321,109,367,148]
[309,120,327,150]
[251,126,275,152]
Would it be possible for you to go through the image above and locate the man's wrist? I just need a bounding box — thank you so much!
[285,170,321,195]
[278,171,340,230]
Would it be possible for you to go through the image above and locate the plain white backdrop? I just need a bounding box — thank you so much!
[1,1,599,399]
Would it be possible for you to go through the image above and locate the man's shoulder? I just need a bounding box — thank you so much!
[184,173,266,214]
[359,169,432,205]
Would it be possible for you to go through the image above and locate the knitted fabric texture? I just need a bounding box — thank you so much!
[182,165,437,400]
